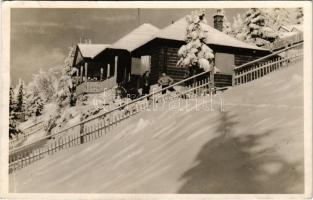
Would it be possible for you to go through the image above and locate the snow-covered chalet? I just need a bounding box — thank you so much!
[71,12,272,95]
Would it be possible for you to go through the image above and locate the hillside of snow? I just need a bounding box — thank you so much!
[10,61,304,193]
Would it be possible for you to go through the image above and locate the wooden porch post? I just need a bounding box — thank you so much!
[76,68,79,79]
[100,67,103,81]
[84,63,88,92]
[114,56,118,83]
[210,67,215,89]
[80,65,83,82]
[107,64,110,79]
[84,63,88,82]
[107,64,110,88]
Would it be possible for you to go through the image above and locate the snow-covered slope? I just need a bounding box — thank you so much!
[10,61,304,193]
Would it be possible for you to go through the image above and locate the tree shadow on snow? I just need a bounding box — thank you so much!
[178,111,304,194]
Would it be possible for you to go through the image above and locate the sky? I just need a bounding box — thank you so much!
[11,8,246,85]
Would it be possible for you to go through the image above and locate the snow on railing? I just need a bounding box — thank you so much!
[8,41,304,173]
[9,121,45,149]
[9,76,224,173]
[263,32,303,51]
[233,42,303,86]
[76,78,116,96]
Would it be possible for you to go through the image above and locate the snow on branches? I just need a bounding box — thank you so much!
[9,86,21,139]
[223,16,233,36]
[177,9,214,72]
[233,8,303,47]
[241,8,278,47]
[56,45,77,107]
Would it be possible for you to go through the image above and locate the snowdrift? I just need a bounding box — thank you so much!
[10,61,304,193]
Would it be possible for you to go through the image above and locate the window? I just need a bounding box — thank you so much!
[215,53,235,75]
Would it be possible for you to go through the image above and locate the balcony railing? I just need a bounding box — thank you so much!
[263,32,303,51]
[76,77,116,96]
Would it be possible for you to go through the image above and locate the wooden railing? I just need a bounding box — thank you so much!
[9,70,219,173]
[76,78,116,96]
[233,42,303,86]
[9,102,147,173]
[263,32,303,51]
[9,121,44,149]
[9,42,304,173]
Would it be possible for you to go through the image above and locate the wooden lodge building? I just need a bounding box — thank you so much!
[72,13,271,95]
[130,16,270,86]
[71,24,160,95]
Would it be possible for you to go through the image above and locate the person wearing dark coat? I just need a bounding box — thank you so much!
[142,71,151,100]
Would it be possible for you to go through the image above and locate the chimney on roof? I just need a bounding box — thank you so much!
[213,9,224,32]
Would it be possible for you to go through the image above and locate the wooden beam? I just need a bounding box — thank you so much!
[100,67,103,81]
[80,66,83,82]
[107,64,110,79]
[84,63,88,82]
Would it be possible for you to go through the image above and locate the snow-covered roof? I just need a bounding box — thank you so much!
[112,23,160,52]
[156,17,266,51]
[77,43,111,58]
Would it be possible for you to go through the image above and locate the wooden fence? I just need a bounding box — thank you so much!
[9,42,304,173]
[263,32,303,51]
[9,121,44,149]
[9,76,215,174]
[233,42,303,86]
[8,102,148,173]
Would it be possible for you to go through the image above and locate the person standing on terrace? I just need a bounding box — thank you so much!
[158,73,174,94]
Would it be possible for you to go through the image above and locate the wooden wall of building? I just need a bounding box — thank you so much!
[234,54,264,66]
[164,46,189,83]
[132,39,271,87]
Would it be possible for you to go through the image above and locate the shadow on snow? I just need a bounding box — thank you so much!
[178,111,304,194]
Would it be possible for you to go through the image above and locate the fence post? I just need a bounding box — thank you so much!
[64,136,67,148]
[80,121,85,144]
[86,126,90,142]
[50,143,53,154]
[96,123,100,138]
[89,126,92,141]
[21,153,24,169]
[113,114,117,126]
[38,148,41,160]
[104,119,108,135]
[69,135,71,148]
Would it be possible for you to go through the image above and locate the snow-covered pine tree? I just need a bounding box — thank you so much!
[232,14,244,40]
[35,95,44,116]
[9,86,20,139]
[9,86,16,114]
[15,79,26,121]
[44,46,77,134]
[26,92,44,117]
[177,9,215,83]
[57,45,77,107]
[9,115,20,139]
[241,8,278,47]
[262,8,299,31]
[223,16,233,36]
